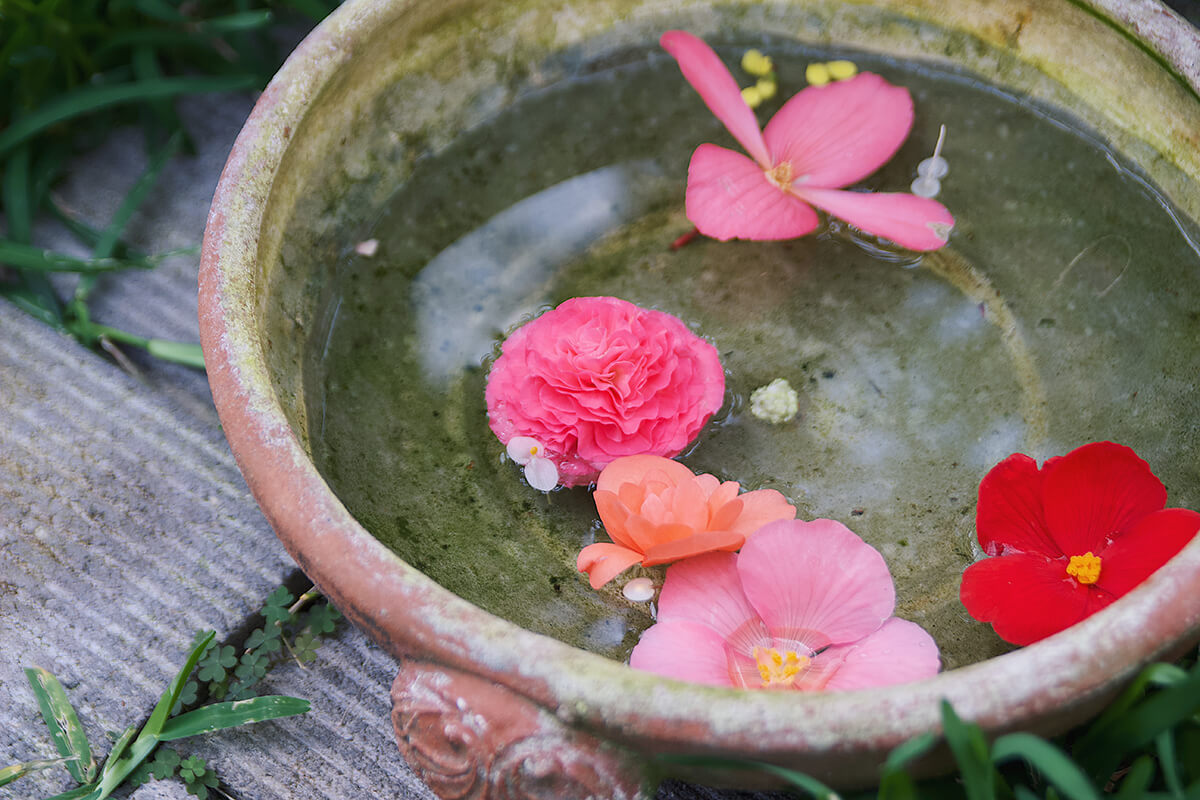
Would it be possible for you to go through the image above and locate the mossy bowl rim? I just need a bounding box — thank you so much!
[199,0,1200,781]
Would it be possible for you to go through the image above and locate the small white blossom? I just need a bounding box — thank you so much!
[750,378,799,424]
[506,436,559,491]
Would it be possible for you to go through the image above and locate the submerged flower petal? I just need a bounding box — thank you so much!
[763,72,913,189]
[1041,441,1168,557]
[660,30,771,167]
[737,519,895,651]
[686,143,819,241]
[793,187,954,252]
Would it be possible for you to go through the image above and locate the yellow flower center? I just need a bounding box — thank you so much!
[1066,552,1102,584]
[753,646,811,688]
[765,162,794,192]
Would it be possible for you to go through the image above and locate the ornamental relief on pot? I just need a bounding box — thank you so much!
[391,659,646,800]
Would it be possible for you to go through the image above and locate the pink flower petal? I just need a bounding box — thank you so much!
[737,519,896,651]
[657,552,769,656]
[576,542,645,589]
[764,72,914,189]
[660,30,771,167]
[1096,508,1200,596]
[1041,441,1168,557]
[806,617,941,691]
[794,187,954,251]
[629,619,734,687]
[686,144,819,242]
[959,552,1109,645]
[976,452,1058,558]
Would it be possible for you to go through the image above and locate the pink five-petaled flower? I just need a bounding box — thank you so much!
[629,519,940,690]
[960,441,1200,646]
[577,455,796,588]
[486,297,725,488]
[661,30,955,250]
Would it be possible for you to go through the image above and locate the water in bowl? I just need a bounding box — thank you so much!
[306,39,1200,670]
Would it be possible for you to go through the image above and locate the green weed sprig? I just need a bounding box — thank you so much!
[3,585,342,800]
[0,0,336,368]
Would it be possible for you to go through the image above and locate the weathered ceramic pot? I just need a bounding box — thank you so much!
[200,1,1200,797]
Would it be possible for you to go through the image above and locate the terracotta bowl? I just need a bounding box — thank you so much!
[199,1,1200,797]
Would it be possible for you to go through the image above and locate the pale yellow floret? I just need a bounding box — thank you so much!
[827,60,858,80]
[753,646,811,688]
[805,62,831,86]
[741,85,763,108]
[741,49,774,77]
[1066,552,1102,585]
[755,78,777,101]
[750,378,799,424]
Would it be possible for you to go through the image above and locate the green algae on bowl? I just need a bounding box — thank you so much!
[304,40,1200,671]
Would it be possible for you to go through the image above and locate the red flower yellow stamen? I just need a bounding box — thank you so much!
[753,646,810,688]
[1066,552,1102,584]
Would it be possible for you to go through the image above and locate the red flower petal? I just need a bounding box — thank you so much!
[1096,508,1200,596]
[975,452,1058,557]
[959,553,1113,645]
[1042,441,1167,556]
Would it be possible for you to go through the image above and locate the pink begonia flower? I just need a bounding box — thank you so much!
[661,30,955,250]
[577,455,796,588]
[630,519,940,691]
[486,297,725,488]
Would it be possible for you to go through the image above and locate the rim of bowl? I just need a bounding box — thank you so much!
[199,0,1200,758]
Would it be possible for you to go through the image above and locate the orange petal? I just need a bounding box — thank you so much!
[593,489,637,550]
[669,478,710,532]
[577,543,646,589]
[597,455,695,494]
[709,496,745,531]
[643,530,746,566]
[728,488,797,537]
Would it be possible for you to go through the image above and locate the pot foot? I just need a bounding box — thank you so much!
[391,658,651,800]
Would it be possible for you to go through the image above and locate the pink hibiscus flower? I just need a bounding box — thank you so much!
[630,519,940,690]
[661,30,954,250]
[960,441,1200,646]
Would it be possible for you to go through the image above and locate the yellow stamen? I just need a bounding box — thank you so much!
[805,62,831,86]
[1066,552,1102,584]
[827,60,858,80]
[741,85,763,108]
[755,77,777,101]
[765,161,794,192]
[741,49,774,77]
[753,646,811,688]
[529,445,539,456]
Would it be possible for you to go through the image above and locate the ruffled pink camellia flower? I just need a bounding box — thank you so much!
[485,297,725,488]
[661,30,955,250]
[960,441,1200,646]
[629,518,941,690]
[577,455,796,588]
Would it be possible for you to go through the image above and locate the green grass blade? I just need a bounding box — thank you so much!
[5,144,34,242]
[195,10,273,32]
[0,76,258,158]
[157,696,310,740]
[1156,730,1184,797]
[991,733,1101,800]
[1076,666,1200,776]
[940,700,995,800]
[0,285,67,330]
[145,339,205,368]
[884,731,937,773]
[24,667,95,783]
[144,632,217,739]
[42,784,99,800]
[276,0,334,21]
[1113,755,1156,800]
[1077,662,1189,752]
[0,240,154,273]
[0,756,75,788]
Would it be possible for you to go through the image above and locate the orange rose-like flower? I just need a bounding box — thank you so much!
[577,455,797,588]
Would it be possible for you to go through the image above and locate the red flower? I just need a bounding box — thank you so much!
[960,441,1200,646]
